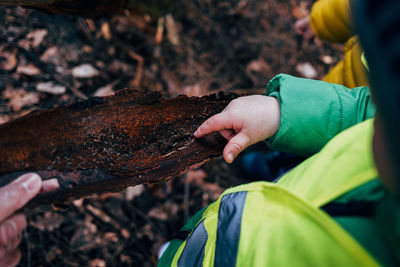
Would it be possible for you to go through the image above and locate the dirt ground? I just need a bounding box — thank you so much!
[0,1,343,266]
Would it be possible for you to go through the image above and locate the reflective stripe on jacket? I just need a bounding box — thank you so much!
[159,119,381,266]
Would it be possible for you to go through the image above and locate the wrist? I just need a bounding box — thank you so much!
[268,96,281,137]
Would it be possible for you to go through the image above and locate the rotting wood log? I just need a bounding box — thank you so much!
[0,90,235,208]
[0,0,173,17]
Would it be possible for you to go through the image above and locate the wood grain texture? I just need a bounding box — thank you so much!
[0,0,172,17]
[0,90,234,208]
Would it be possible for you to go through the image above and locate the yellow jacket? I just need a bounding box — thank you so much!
[309,0,369,88]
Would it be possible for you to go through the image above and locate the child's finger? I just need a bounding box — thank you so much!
[194,112,231,138]
[223,132,251,163]
[220,129,235,140]
[304,29,314,41]
[294,19,306,34]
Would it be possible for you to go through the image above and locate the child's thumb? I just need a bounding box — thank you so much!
[224,133,251,163]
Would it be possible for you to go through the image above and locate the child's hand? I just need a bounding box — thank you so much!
[194,95,280,163]
[294,16,314,41]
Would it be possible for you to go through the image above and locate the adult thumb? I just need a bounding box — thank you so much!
[0,173,41,221]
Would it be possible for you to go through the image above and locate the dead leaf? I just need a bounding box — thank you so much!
[246,59,271,85]
[148,206,168,221]
[104,232,118,242]
[26,29,48,48]
[86,204,119,229]
[37,81,66,95]
[93,83,115,97]
[0,47,17,71]
[82,45,93,53]
[89,259,106,267]
[30,212,63,231]
[121,228,131,239]
[321,55,333,65]
[246,59,271,74]
[40,46,62,65]
[165,14,180,46]
[182,83,208,97]
[125,184,145,201]
[72,64,99,78]
[101,22,112,41]
[17,63,41,76]
[120,254,132,264]
[73,198,84,208]
[86,204,110,222]
[296,62,317,79]
[292,1,309,20]
[3,86,40,112]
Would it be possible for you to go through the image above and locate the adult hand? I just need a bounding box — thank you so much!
[0,173,59,267]
[194,95,280,163]
[294,16,315,41]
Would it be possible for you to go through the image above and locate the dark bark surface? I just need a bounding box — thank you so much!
[0,90,233,207]
[0,0,172,17]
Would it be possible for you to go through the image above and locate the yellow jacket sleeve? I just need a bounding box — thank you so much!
[310,0,355,43]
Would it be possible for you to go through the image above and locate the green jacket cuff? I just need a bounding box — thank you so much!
[265,74,375,156]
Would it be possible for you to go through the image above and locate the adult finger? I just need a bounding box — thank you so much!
[0,249,21,267]
[223,132,251,163]
[194,112,231,138]
[0,173,41,222]
[0,214,26,247]
[1,232,22,260]
[40,178,60,194]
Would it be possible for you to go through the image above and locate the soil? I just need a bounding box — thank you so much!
[0,1,343,266]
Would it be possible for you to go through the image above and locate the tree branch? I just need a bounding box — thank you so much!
[0,0,173,17]
[0,90,234,208]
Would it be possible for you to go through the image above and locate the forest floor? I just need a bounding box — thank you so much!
[0,1,343,266]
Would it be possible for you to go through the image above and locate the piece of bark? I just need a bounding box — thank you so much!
[0,0,173,18]
[0,90,234,208]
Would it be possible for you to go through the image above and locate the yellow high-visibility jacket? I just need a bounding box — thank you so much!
[310,0,369,88]
[158,75,399,266]
[159,120,381,267]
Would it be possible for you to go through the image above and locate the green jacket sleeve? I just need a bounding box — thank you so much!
[265,74,375,156]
